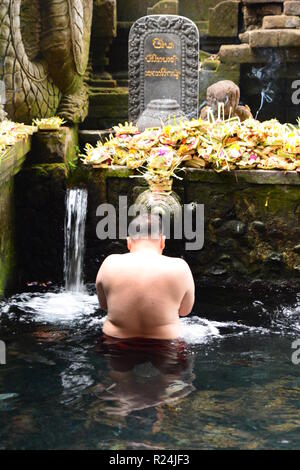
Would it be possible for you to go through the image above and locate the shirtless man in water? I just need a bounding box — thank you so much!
[96,214,195,340]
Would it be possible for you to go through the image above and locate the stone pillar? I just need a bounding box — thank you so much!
[89,0,117,88]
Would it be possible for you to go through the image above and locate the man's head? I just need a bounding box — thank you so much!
[127,213,166,253]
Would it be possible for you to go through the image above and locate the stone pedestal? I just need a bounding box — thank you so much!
[29,128,78,165]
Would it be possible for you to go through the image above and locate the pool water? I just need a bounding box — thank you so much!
[0,286,300,450]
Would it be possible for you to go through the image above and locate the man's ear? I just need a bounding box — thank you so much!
[160,235,166,251]
[127,237,132,251]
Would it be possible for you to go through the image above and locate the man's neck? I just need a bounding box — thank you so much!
[130,242,161,255]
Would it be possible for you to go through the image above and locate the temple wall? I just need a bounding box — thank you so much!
[84,167,300,289]
[0,179,14,296]
[0,139,31,295]
[2,135,299,292]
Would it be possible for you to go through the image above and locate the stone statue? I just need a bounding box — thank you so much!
[201,80,252,121]
[0,0,93,124]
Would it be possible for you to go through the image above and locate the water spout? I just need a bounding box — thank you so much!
[64,188,88,292]
[134,189,182,220]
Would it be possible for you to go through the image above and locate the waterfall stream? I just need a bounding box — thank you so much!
[64,188,88,292]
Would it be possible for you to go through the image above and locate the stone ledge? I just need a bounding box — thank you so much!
[220,44,266,63]
[79,130,113,148]
[242,0,283,3]
[93,166,300,186]
[219,43,300,63]
[249,28,300,47]
[263,14,300,29]
[183,168,300,185]
[0,137,32,186]
[29,127,77,165]
[91,165,142,181]
[284,1,300,16]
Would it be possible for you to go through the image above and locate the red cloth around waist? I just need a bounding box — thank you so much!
[98,333,188,373]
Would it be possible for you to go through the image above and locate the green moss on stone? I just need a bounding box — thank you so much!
[29,127,78,166]
[0,180,15,297]
[29,163,66,177]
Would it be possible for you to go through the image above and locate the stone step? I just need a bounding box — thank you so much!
[243,4,283,30]
[249,28,300,47]
[219,44,263,63]
[239,31,250,43]
[242,0,283,3]
[219,42,300,62]
[284,1,300,16]
[263,14,300,28]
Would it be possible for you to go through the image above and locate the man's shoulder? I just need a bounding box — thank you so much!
[163,256,190,271]
[97,254,125,281]
[102,253,125,265]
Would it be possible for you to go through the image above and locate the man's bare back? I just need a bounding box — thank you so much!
[96,215,195,340]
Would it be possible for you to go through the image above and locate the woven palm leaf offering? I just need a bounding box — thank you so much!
[143,145,185,194]
[81,142,113,167]
[32,116,66,131]
[81,113,300,192]
[0,120,35,155]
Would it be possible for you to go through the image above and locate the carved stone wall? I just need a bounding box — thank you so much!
[83,168,300,288]
[0,0,93,124]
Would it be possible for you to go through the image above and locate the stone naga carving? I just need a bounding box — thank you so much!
[0,0,93,123]
[201,80,252,121]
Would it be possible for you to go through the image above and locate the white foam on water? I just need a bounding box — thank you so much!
[0,291,294,341]
[272,299,300,334]
[180,316,221,344]
[92,315,267,344]
[2,291,99,325]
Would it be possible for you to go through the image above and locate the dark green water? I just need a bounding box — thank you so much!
[0,286,300,450]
